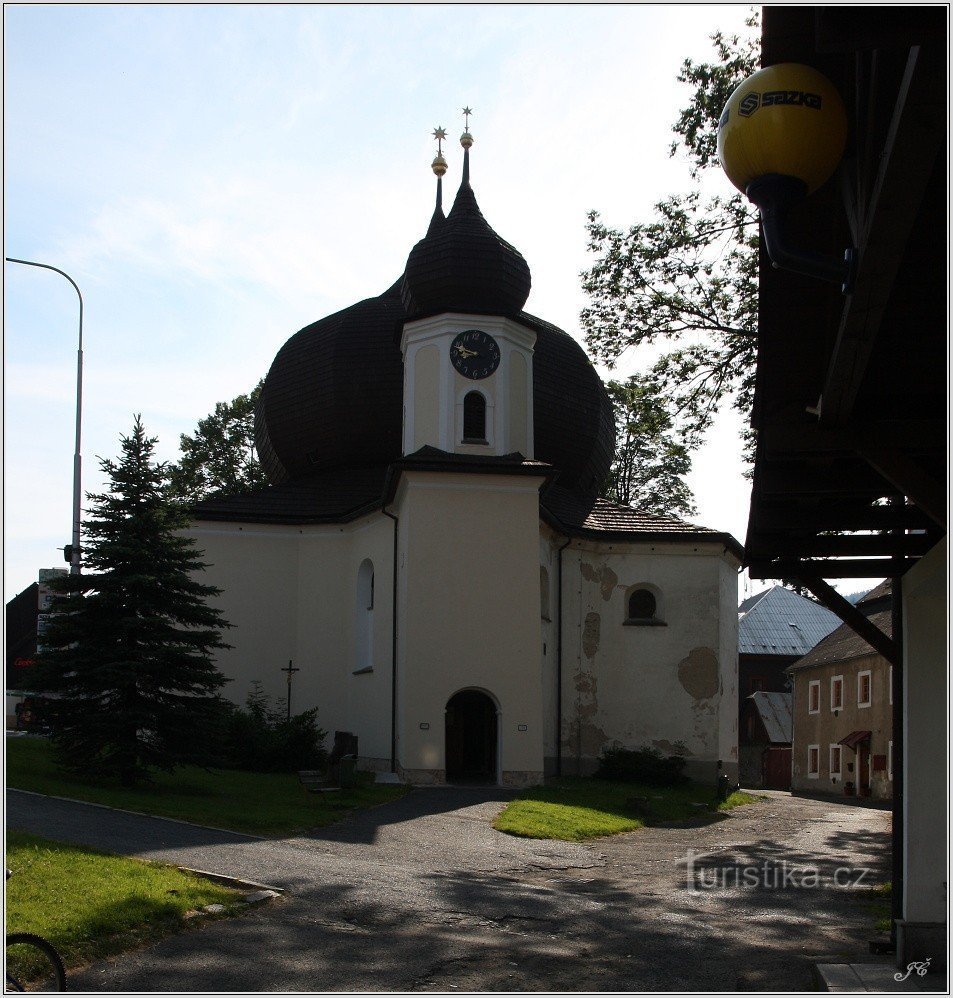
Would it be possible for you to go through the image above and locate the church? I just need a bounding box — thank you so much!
[187,122,743,787]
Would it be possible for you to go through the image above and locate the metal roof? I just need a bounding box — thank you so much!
[738,585,841,656]
[748,691,793,744]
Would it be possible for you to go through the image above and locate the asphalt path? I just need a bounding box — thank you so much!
[6,787,892,991]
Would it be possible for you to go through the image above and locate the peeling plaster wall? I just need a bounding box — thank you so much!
[559,540,739,782]
[539,527,559,772]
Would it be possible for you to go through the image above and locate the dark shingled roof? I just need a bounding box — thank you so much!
[255,303,615,501]
[541,484,744,556]
[401,159,531,322]
[190,466,388,525]
[789,609,894,671]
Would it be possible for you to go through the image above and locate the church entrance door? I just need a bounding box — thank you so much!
[445,690,497,784]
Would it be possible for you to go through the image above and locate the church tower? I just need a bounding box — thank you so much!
[399,119,536,458]
[391,114,547,785]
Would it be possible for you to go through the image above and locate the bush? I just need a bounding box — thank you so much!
[595,745,688,786]
[218,684,328,773]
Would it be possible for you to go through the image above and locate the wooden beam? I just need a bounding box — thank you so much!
[759,462,894,497]
[858,448,947,530]
[819,44,945,428]
[793,574,901,666]
[761,532,935,559]
[761,419,947,456]
[747,557,920,579]
[752,503,934,533]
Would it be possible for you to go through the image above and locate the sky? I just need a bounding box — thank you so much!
[3,5,878,605]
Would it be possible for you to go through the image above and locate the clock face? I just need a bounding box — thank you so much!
[450,329,501,380]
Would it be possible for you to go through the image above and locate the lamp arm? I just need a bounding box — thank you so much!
[746,175,856,293]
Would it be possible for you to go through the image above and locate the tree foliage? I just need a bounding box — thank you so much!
[169,380,267,504]
[603,376,696,518]
[32,417,231,786]
[584,13,761,470]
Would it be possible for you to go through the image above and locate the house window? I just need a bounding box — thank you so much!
[808,680,820,714]
[857,670,872,708]
[540,566,551,621]
[888,740,893,781]
[808,745,820,778]
[830,744,842,779]
[830,675,844,711]
[462,391,487,443]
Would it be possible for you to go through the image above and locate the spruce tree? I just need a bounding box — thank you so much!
[33,416,230,786]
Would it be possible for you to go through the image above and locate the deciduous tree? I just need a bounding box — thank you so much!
[585,15,760,470]
[169,380,267,503]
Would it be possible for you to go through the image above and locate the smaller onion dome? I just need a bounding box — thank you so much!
[401,148,531,320]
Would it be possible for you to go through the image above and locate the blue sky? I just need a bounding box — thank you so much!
[5,4,804,603]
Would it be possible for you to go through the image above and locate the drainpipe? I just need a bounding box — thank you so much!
[382,506,399,774]
[555,535,572,777]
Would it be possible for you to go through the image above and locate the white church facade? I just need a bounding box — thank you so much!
[188,130,742,787]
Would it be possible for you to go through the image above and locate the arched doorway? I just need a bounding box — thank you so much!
[445,690,498,784]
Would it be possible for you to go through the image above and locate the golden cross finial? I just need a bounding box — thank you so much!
[432,126,447,154]
[462,107,473,131]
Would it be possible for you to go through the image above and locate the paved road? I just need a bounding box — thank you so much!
[7,787,891,991]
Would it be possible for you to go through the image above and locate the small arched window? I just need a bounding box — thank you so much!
[624,586,665,626]
[355,559,375,672]
[463,391,487,443]
[540,566,551,621]
[628,589,656,620]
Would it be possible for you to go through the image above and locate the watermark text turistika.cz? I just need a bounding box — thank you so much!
[685,850,874,891]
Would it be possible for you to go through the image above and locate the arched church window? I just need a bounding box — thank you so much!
[540,566,551,621]
[355,559,374,673]
[462,392,487,443]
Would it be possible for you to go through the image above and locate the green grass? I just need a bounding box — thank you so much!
[6,830,240,982]
[870,881,892,932]
[493,777,762,841]
[7,736,408,836]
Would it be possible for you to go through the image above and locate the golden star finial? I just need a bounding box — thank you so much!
[432,126,447,153]
[462,107,473,130]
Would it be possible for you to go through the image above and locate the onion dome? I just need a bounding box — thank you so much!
[255,280,405,483]
[401,148,531,321]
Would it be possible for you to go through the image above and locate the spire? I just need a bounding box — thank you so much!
[460,106,474,186]
[428,126,448,234]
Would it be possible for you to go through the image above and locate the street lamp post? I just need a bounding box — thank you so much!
[6,257,84,575]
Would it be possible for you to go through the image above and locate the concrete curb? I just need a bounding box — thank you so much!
[177,866,285,895]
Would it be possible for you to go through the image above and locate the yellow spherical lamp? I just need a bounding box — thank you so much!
[718,63,847,197]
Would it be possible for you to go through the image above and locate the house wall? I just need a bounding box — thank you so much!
[790,653,892,799]
[901,538,947,929]
[557,539,739,783]
[393,470,547,787]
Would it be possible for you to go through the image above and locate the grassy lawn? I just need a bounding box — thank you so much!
[7,736,408,836]
[870,881,892,932]
[493,777,762,841]
[6,830,241,982]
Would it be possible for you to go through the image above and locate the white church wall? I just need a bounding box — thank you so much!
[341,513,396,768]
[187,517,395,768]
[187,523,302,711]
[559,539,740,783]
[394,470,547,786]
[539,527,559,773]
